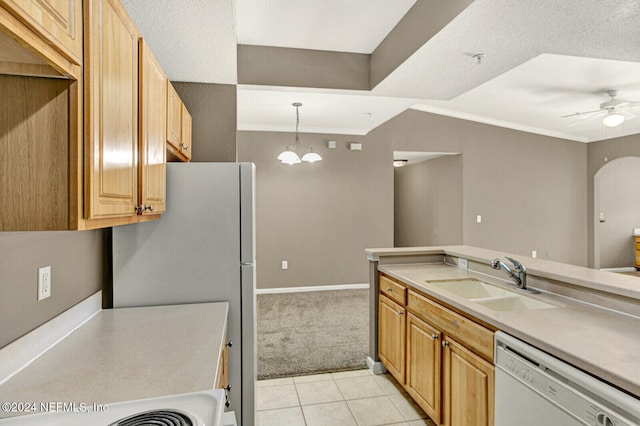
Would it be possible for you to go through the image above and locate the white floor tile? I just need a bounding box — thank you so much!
[373,373,405,395]
[293,373,334,384]
[296,380,343,405]
[408,419,437,426]
[335,375,386,400]
[389,393,427,421]
[302,401,358,426]
[331,368,372,380]
[256,384,299,410]
[257,377,295,387]
[347,396,406,426]
[256,407,306,426]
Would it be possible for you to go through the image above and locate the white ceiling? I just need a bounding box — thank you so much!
[120,0,237,84]
[236,0,416,54]
[122,0,640,143]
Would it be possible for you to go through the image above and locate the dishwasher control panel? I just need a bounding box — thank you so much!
[495,332,639,426]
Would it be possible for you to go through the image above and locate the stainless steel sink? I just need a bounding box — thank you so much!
[427,278,557,311]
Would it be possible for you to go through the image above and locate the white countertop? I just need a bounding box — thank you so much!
[0,302,228,418]
[377,262,640,398]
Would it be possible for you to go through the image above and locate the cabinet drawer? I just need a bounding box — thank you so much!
[408,290,494,362]
[380,274,407,305]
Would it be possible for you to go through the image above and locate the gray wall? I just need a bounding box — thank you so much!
[237,131,393,289]
[237,45,369,90]
[394,155,463,247]
[586,134,640,267]
[372,109,588,266]
[172,82,237,162]
[0,231,105,348]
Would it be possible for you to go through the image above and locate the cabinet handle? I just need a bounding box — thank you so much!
[442,341,449,348]
[147,204,154,212]
[135,204,146,214]
[226,341,233,348]
[225,385,231,392]
[397,311,403,316]
[386,287,392,292]
[431,334,439,340]
[183,146,190,152]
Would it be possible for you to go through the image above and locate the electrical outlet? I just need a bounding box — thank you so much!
[531,250,537,258]
[476,215,482,223]
[458,258,468,269]
[38,266,51,301]
[281,260,288,270]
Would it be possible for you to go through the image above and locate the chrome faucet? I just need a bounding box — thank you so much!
[491,257,527,290]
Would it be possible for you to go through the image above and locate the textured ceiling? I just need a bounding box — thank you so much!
[120,0,237,84]
[236,0,416,54]
[121,0,640,142]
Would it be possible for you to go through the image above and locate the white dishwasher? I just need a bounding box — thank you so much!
[495,332,640,426]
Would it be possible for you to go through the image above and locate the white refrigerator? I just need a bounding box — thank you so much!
[112,162,256,426]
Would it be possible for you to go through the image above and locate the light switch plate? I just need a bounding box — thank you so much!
[458,258,468,269]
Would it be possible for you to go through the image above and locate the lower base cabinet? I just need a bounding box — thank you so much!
[407,313,442,424]
[378,273,495,426]
[443,337,494,426]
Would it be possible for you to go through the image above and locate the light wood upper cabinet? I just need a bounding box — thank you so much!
[166,81,192,162]
[84,0,139,219]
[1,0,83,64]
[406,313,442,424]
[378,293,406,384]
[443,337,494,426]
[180,104,192,160]
[166,81,181,150]
[138,38,166,215]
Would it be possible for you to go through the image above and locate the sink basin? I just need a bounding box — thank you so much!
[429,278,513,299]
[427,278,557,311]
[474,295,556,311]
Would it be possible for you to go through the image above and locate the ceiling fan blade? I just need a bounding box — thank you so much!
[561,109,603,118]
[567,111,606,127]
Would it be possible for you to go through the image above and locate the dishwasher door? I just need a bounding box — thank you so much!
[495,332,640,426]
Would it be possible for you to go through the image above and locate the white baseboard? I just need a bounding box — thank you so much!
[0,291,102,385]
[366,356,387,375]
[256,283,369,295]
[602,267,636,272]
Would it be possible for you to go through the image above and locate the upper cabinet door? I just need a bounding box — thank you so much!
[85,0,139,219]
[2,0,83,64]
[180,105,192,160]
[139,39,166,214]
[166,81,181,150]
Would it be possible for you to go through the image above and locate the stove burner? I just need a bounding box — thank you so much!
[109,409,197,426]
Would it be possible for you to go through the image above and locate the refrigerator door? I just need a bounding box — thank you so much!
[112,162,248,424]
[240,263,256,426]
[239,163,255,265]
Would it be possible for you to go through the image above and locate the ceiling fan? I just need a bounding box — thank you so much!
[562,90,640,128]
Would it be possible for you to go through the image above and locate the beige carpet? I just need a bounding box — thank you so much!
[257,289,369,380]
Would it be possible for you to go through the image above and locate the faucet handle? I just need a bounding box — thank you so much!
[505,256,526,272]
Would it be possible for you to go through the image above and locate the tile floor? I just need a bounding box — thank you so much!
[256,369,437,426]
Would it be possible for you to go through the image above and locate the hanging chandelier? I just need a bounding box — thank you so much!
[277,103,322,165]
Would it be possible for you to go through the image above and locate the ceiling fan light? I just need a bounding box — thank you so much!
[393,159,409,168]
[602,112,624,127]
[301,151,322,163]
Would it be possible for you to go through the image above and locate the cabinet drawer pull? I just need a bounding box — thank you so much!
[183,146,190,151]
[225,385,231,392]
[442,341,449,348]
[147,204,154,212]
[397,310,404,316]
[386,287,392,292]
[431,334,439,340]
[135,204,146,214]
[226,341,233,348]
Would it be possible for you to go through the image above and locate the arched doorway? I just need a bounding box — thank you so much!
[593,156,640,270]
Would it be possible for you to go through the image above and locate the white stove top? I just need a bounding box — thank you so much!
[0,389,225,426]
